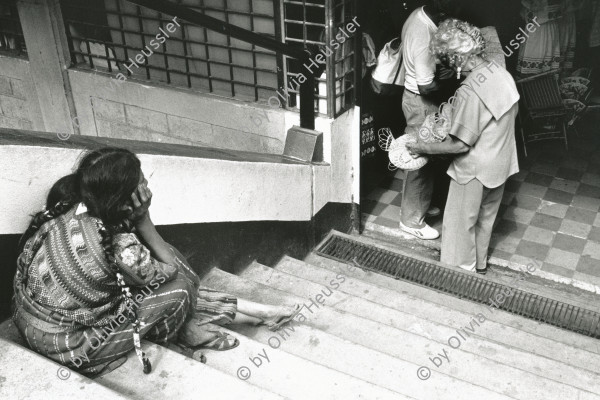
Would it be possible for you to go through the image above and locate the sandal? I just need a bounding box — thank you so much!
[199,331,239,351]
[265,304,303,331]
[167,343,207,363]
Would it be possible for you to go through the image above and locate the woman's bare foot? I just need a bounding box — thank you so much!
[256,304,297,320]
[262,304,302,331]
[235,299,302,330]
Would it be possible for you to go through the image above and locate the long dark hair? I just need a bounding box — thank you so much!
[77,147,141,226]
[19,147,142,254]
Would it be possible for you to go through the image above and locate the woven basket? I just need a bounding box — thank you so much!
[388,134,428,171]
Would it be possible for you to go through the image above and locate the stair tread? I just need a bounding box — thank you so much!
[0,319,281,400]
[200,325,407,400]
[275,256,600,391]
[0,337,127,400]
[235,262,600,399]
[98,340,283,400]
[202,268,521,400]
[227,318,502,400]
[305,251,600,355]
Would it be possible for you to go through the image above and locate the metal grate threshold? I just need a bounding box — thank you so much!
[315,233,600,339]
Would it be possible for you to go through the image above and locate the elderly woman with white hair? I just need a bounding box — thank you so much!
[406,19,520,274]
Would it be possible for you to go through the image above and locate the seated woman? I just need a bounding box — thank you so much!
[406,19,520,274]
[13,147,300,377]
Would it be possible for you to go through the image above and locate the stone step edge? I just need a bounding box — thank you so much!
[202,325,410,400]
[239,261,600,399]
[303,252,600,357]
[0,337,127,399]
[223,319,511,400]
[276,255,600,385]
[0,318,282,400]
[201,268,514,400]
[100,339,284,400]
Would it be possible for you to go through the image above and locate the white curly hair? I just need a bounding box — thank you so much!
[429,18,487,78]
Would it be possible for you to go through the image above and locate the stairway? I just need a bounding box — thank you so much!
[205,258,600,399]
[2,231,600,399]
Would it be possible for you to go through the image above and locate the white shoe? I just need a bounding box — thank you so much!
[426,207,441,217]
[399,222,440,240]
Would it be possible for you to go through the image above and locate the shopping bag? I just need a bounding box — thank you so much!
[370,37,404,96]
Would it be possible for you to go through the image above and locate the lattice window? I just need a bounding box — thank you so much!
[0,2,27,57]
[331,0,358,117]
[60,0,358,116]
[281,0,358,117]
[60,0,279,101]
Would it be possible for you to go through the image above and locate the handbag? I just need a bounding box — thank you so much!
[370,37,404,96]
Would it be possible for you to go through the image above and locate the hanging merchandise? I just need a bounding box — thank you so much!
[361,112,376,159]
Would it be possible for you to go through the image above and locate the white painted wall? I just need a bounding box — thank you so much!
[0,145,314,234]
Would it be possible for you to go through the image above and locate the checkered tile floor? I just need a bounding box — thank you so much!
[362,133,600,287]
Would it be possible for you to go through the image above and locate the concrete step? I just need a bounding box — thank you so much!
[329,231,600,313]
[305,251,600,357]
[237,262,600,400]
[200,325,405,400]
[0,319,282,400]
[0,337,127,400]
[276,255,600,393]
[224,314,495,400]
[201,267,517,400]
[97,340,284,400]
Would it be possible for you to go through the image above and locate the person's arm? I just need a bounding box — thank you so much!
[417,80,441,95]
[135,215,179,265]
[407,135,470,155]
[412,45,438,96]
[414,49,460,103]
[408,84,485,156]
[419,65,464,102]
[128,183,179,266]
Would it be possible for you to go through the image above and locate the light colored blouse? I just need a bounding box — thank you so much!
[446,61,520,189]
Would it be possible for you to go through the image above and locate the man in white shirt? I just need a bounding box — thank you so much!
[399,0,461,240]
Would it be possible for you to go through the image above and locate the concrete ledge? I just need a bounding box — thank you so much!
[0,129,320,234]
